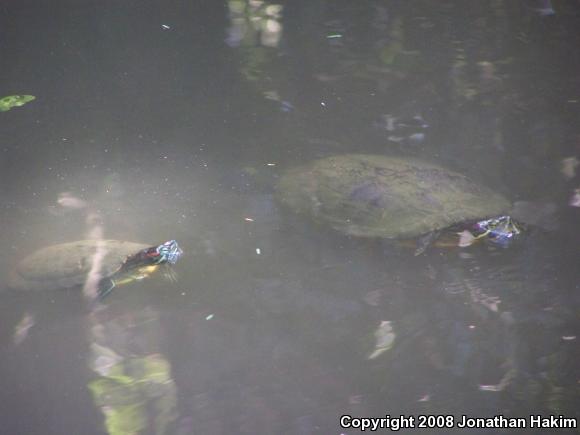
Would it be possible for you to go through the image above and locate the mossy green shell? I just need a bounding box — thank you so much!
[277,154,510,239]
[11,240,149,291]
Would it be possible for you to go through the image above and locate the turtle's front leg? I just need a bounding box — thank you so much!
[97,278,116,300]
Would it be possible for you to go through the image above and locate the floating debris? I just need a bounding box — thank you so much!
[562,336,576,341]
[326,33,343,39]
[13,312,35,345]
[161,24,171,30]
[368,320,395,360]
[535,0,555,16]
[0,95,35,112]
[263,90,279,101]
[205,314,214,321]
[280,101,294,112]
[255,248,262,255]
[418,394,431,402]
[376,114,429,145]
[471,289,501,313]
[479,384,502,392]
[479,368,516,392]
[57,192,87,210]
[263,90,294,112]
[244,217,255,222]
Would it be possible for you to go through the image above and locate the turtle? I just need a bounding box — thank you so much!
[9,239,183,298]
[276,154,521,253]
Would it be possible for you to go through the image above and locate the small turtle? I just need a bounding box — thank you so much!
[276,154,521,253]
[9,239,183,298]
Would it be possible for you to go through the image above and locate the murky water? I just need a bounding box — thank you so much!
[1,1,579,434]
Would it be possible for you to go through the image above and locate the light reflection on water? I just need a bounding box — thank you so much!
[1,1,579,434]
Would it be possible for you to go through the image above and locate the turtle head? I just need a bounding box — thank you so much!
[153,240,183,264]
[97,240,183,299]
[119,240,183,272]
[474,216,522,247]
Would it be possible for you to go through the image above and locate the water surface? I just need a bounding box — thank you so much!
[1,1,579,434]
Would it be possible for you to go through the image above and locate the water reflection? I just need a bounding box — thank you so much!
[88,304,177,434]
[1,0,580,434]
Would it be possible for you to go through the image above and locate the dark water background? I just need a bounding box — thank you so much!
[1,1,579,434]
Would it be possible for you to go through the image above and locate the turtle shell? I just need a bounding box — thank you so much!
[10,240,149,291]
[276,154,511,239]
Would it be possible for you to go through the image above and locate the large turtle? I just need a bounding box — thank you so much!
[276,154,520,252]
[9,239,183,298]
